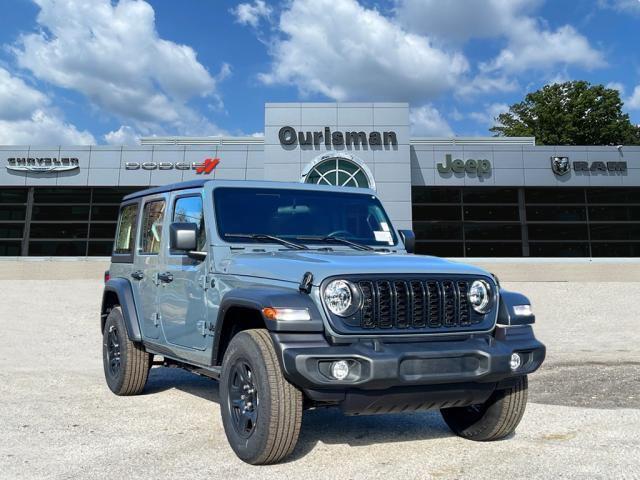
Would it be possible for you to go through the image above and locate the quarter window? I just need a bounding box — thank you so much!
[140,200,166,254]
[114,204,138,254]
[173,196,206,251]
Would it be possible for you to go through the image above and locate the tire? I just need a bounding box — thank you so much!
[441,375,528,441]
[102,306,152,396]
[220,329,303,465]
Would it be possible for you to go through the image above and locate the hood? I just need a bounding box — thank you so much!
[216,250,490,285]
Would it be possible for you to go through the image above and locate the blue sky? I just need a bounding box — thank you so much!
[0,0,639,144]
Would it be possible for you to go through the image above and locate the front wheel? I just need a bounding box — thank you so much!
[219,329,303,465]
[441,375,528,441]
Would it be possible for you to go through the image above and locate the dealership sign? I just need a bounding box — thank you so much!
[279,126,398,148]
[437,154,491,176]
[125,157,220,174]
[551,156,627,176]
[6,157,79,173]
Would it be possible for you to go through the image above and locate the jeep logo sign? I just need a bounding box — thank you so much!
[437,154,491,176]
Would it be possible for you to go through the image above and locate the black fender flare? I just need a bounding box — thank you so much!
[497,289,535,326]
[212,286,325,364]
[101,277,143,342]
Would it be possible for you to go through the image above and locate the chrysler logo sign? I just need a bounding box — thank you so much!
[6,157,79,173]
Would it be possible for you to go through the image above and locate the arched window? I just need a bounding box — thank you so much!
[302,155,373,189]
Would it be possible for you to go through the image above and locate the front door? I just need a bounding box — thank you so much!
[134,195,168,340]
[158,191,210,361]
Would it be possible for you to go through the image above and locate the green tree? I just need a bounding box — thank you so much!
[490,81,640,145]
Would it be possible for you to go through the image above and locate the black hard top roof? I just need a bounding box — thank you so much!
[122,179,210,201]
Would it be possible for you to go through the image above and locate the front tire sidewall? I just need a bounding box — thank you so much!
[220,333,273,462]
[102,308,130,394]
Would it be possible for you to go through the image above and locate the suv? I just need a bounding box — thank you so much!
[101,179,545,464]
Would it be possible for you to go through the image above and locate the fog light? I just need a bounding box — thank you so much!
[331,360,350,380]
[510,353,522,371]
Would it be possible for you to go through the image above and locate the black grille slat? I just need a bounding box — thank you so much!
[458,281,470,325]
[426,281,441,327]
[359,281,376,328]
[442,280,457,327]
[377,281,393,328]
[394,281,410,328]
[410,281,426,328]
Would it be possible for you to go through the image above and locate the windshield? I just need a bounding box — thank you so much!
[214,187,398,247]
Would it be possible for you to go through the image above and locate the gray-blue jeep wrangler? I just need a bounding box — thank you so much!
[101,179,545,464]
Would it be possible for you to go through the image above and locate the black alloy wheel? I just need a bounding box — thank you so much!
[228,359,259,438]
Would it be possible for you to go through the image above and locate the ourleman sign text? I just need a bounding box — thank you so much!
[279,126,398,147]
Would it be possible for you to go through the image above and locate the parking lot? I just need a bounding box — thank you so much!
[2,269,639,479]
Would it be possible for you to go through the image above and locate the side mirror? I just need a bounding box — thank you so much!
[170,222,198,251]
[398,229,415,254]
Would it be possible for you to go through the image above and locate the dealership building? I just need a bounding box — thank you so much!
[1,102,639,258]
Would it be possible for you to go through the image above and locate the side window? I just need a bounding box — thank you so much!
[114,203,138,254]
[140,200,166,254]
[173,195,206,251]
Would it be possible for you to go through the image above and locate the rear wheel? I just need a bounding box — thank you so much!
[102,306,152,396]
[441,375,528,441]
[220,329,303,465]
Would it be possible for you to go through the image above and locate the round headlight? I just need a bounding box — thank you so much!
[468,280,492,314]
[323,280,359,316]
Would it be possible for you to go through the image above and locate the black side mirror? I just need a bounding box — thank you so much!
[170,222,198,251]
[398,229,415,254]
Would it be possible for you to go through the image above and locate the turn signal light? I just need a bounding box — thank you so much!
[262,307,311,321]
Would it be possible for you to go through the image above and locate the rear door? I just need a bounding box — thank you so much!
[157,190,210,362]
[133,194,168,340]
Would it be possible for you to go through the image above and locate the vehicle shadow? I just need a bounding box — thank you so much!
[144,366,454,462]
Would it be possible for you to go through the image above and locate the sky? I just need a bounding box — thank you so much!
[0,0,639,145]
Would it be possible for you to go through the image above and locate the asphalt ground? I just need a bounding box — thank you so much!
[1,279,639,479]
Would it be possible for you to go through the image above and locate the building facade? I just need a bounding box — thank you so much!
[1,102,638,257]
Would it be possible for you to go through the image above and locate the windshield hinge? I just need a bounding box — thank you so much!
[299,271,313,294]
[200,274,216,290]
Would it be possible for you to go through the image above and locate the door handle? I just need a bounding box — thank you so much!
[158,272,174,283]
[131,270,144,280]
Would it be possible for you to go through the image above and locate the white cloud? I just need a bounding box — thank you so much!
[259,0,468,102]
[0,68,49,120]
[232,0,272,27]
[0,110,95,145]
[468,103,509,126]
[395,0,538,43]
[13,0,224,135]
[397,0,604,76]
[410,105,454,136]
[456,74,519,97]
[626,85,640,110]
[607,81,626,95]
[483,22,605,73]
[104,125,139,145]
[598,0,640,14]
[0,66,94,144]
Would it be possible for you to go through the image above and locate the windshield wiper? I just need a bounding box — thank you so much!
[295,235,374,251]
[224,233,308,250]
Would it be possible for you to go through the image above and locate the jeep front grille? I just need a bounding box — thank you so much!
[323,276,496,335]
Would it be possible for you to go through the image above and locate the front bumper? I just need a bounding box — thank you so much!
[271,325,545,393]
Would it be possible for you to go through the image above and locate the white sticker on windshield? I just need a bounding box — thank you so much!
[380,222,390,232]
[374,231,393,245]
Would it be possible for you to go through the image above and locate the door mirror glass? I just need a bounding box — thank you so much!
[170,222,198,251]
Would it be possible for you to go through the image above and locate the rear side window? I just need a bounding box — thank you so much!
[173,195,206,251]
[113,203,138,255]
[140,200,166,254]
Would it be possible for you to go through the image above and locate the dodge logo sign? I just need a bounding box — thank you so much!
[551,156,570,176]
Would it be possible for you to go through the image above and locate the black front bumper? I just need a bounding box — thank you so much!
[271,325,545,413]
